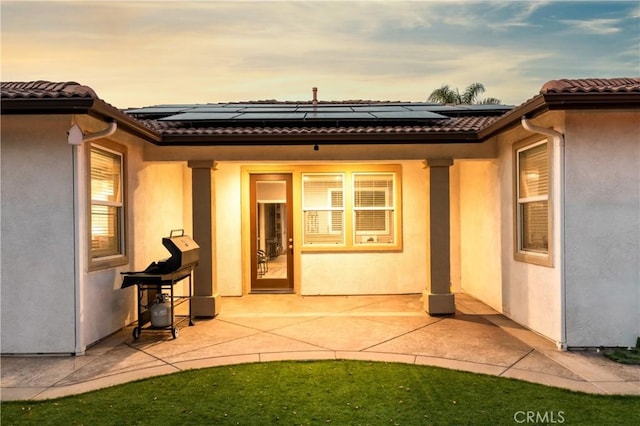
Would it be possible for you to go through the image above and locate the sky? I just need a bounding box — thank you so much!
[1,0,639,108]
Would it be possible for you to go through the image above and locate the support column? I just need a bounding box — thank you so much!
[424,158,455,315]
[188,160,220,317]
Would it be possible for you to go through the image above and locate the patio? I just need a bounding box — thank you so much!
[1,293,638,401]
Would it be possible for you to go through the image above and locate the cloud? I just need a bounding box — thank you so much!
[1,0,637,108]
[559,18,623,35]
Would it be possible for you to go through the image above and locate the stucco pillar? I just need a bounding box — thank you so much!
[188,160,220,317]
[424,158,455,315]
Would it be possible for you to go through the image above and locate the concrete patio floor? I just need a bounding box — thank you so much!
[2,293,638,401]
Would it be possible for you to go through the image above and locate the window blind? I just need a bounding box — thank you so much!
[90,146,124,258]
[353,173,394,242]
[517,142,549,254]
[518,143,548,200]
[302,174,344,244]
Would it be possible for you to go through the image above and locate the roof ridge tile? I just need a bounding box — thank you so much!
[1,80,98,99]
[541,78,640,94]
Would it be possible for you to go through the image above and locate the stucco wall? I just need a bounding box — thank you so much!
[79,130,188,350]
[563,111,640,347]
[1,115,77,353]
[458,159,502,311]
[0,114,189,354]
[300,161,428,295]
[213,161,428,296]
[215,162,243,296]
[491,117,564,345]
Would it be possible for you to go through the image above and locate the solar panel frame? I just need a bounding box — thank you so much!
[238,107,300,113]
[296,106,354,112]
[370,111,449,120]
[184,106,242,113]
[158,112,243,121]
[350,105,408,112]
[232,112,307,120]
[226,103,298,108]
[304,112,375,120]
[404,105,465,112]
[125,107,194,115]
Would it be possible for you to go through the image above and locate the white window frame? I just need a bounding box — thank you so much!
[88,141,128,270]
[514,139,553,267]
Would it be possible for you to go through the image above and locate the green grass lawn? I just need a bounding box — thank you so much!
[2,360,638,425]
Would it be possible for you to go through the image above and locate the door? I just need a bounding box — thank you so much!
[250,174,294,292]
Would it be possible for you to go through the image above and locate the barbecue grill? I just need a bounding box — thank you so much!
[121,229,199,339]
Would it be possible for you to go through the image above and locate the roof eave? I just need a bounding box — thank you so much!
[0,97,95,114]
[542,92,640,110]
[477,92,640,141]
[1,97,161,143]
[156,130,482,146]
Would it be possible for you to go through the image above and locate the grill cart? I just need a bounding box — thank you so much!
[121,230,199,339]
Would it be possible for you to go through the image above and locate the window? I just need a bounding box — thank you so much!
[89,142,127,268]
[301,166,401,250]
[302,174,344,245]
[353,173,395,244]
[515,140,552,266]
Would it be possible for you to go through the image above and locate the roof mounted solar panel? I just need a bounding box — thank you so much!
[305,112,374,120]
[185,106,241,113]
[296,106,354,112]
[227,103,297,108]
[158,112,242,121]
[351,105,408,112]
[371,111,449,120]
[233,112,306,120]
[405,105,465,112]
[125,107,194,115]
[238,107,299,113]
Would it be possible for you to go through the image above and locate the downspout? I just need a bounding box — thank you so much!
[68,121,118,355]
[521,116,567,350]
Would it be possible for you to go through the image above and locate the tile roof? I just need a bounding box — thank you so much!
[2,78,638,144]
[0,80,98,99]
[540,78,640,94]
[141,115,496,136]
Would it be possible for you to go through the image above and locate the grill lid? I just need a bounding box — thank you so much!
[158,232,200,272]
[141,229,199,275]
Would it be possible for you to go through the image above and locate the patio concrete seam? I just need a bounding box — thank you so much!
[360,321,444,352]
[218,316,326,333]
[420,317,446,328]
[499,348,535,377]
[587,381,640,396]
[264,330,336,352]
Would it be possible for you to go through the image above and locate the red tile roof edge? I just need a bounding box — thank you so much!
[540,78,640,94]
[139,115,496,136]
[4,77,640,102]
[0,80,98,99]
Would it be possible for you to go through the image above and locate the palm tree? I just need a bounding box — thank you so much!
[428,82,501,104]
